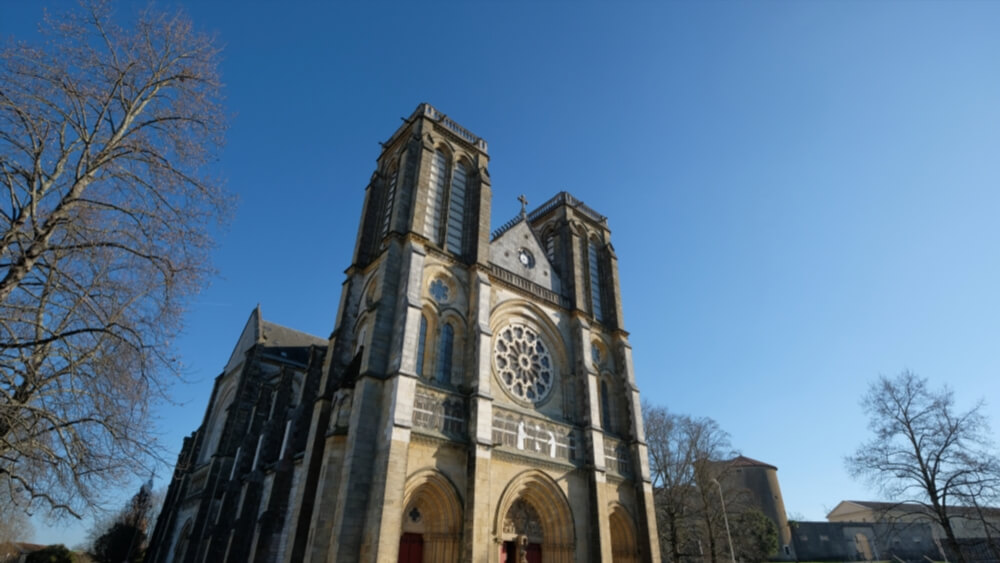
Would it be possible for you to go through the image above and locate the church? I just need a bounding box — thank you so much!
[146,104,661,563]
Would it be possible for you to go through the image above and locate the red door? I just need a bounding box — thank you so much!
[526,543,542,563]
[501,541,542,563]
[398,533,423,563]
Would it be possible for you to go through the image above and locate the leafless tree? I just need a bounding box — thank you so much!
[846,370,1000,563]
[0,488,35,550]
[644,402,739,563]
[0,0,229,519]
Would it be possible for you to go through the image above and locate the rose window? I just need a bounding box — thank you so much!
[494,323,554,403]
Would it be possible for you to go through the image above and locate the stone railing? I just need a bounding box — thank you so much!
[492,408,580,464]
[528,192,607,225]
[487,263,570,309]
[420,103,488,152]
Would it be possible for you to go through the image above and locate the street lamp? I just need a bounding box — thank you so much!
[712,478,736,563]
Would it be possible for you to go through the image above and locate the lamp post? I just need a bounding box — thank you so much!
[712,478,736,563]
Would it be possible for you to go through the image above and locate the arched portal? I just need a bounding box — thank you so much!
[399,469,463,563]
[495,470,575,563]
[609,504,640,563]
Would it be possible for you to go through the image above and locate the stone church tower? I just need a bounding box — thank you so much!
[147,104,660,563]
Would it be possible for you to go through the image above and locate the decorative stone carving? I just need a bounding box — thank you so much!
[412,386,466,437]
[328,388,353,432]
[493,323,554,404]
[492,409,578,463]
[503,499,544,542]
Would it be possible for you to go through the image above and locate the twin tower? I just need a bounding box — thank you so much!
[148,104,660,563]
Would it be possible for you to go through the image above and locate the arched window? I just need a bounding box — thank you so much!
[445,161,467,254]
[172,519,193,562]
[379,166,398,239]
[435,323,453,384]
[416,315,428,377]
[544,230,556,263]
[355,324,367,355]
[600,380,612,432]
[589,239,604,322]
[424,149,447,244]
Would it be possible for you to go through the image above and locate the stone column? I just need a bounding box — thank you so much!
[574,318,613,562]
[464,269,495,563]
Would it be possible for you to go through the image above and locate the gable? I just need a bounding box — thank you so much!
[489,219,562,293]
[827,501,874,521]
[223,307,262,374]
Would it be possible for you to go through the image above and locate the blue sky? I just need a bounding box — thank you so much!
[6,0,1000,548]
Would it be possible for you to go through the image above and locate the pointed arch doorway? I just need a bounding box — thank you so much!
[495,470,575,563]
[500,499,544,563]
[398,470,463,563]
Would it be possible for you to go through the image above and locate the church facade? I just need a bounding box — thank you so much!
[146,104,660,563]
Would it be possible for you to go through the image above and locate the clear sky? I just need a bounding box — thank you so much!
[6,0,1000,549]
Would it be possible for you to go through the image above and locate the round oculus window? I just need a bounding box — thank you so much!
[493,322,554,404]
[517,248,535,268]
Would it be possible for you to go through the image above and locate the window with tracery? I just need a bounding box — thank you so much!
[435,323,453,383]
[423,150,470,255]
[493,323,554,404]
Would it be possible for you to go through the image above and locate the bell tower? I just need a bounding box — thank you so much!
[353,103,492,269]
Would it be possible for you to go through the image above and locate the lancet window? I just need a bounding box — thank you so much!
[445,162,467,253]
[588,239,604,322]
[435,323,454,383]
[424,149,470,255]
[416,315,428,377]
[379,165,398,239]
[424,150,447,244]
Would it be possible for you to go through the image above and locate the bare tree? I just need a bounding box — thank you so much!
[846,370,1000,563]
[0,0,229,519]
[0,490,35,552]
[644,402,737,563]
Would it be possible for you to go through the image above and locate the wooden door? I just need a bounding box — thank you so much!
[398,533,423,563]
[526,542,542,563]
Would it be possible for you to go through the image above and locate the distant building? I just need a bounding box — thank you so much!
[146,104,661,562]
[718,456,795,560]
[827,500,1000,561]
[790,519,939,562]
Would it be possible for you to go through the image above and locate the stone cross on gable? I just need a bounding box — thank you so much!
[518,194,528,218]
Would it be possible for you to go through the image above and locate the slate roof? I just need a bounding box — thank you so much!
[259,319,327,349]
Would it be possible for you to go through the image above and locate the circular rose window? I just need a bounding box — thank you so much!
[494,323,554,404]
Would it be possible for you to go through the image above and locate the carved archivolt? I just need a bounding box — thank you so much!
[609,504,640,563]
[494,470,576,563]
[401,470,463,563]
[503,499,544,542]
